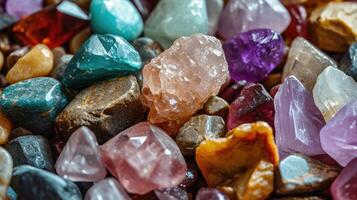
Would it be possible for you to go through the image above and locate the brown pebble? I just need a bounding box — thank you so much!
[0,111,12,145]
[0,51,4,71]
[6,46,30,71]
[69,27,91,54]
[199,96,229,118]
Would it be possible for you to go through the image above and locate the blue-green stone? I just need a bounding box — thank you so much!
[90,0,143,41]
[0,77,68,135]
[62,34,142,89]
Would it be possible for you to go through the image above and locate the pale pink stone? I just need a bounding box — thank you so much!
[84,178,130,200]
[55,126,107,182]
[100,122,187,194]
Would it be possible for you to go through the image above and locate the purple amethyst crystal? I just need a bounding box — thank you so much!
[5,0,42,20]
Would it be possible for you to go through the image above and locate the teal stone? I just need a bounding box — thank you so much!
[90,0,144,41]
[62,34,142,89]
[0,77,68,136]
[144,0,209,48]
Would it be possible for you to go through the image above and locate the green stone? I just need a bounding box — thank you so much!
[144,0,209,48]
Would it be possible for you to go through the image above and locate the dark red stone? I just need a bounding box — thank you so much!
[218,80,246,103]
[283,5,308,41]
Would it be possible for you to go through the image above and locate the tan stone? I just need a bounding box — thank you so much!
[0,111,12,145]
[69,27,91,54]
[199,96,229,118]
[0,51,3,72]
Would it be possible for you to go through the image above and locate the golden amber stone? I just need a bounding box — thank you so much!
[0,111,12,145]
[309,2,357,52]
[195,122,279,187]
[0,51,3,71]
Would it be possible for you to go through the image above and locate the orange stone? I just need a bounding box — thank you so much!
[0,111,12,145]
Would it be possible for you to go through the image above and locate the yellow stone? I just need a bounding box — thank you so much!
[0,111,12,145]
[6,44,54,84]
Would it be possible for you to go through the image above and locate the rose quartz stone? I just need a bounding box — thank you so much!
[84,178,130,200]
[100,122,187,194]
[55,126,107,182]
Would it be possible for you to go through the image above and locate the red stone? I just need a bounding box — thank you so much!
[218,80,246,103]
[12,1,88,48]
[283,5,309,41]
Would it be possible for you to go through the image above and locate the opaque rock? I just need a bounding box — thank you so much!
[217,0,291,40]
[56,75,145,144]
[90,0,143,41]
[6,44,54,84]
[175,115,226,156]
[131,37,164,64]
[6,187,17,200]
[144,0,209,48]
[0,50,3,71]
[55,127,107,182]
[6,46,30,70]
[5,135,54,171]
[62,34,142,89]
[0,77,68,135]
[11,165,82,200]
[0,147,12,200]
[141,34,228,135]
[179,163,199,189]
[227,83,274,130]
[5,0,42,19]
[100,122,187,194]
[275,154,339,195]
[199,96,229,118]
[130,0,158,19]
[196,188,229,200]
[69,28,91,54]
[282,37,337,92]
[275,76,325,156]
[313,67,357,121]
[0,111,12,145]
[196,122,279,187]
[155,187,189,200]
[320,101,357,167]
[84,178,130,200]
[50,54,73,80]
[223,29,285,83]
[331,158,357,200]
[206,0,223,35]
[340,42,357,81]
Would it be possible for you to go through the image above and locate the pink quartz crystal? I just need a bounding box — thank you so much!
[84,178,131,200]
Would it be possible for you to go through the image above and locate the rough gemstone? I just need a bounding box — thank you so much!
[196,188,229,200]
[155,187,188,200]
[84,178,130,200]
[131,37,164,65]
[196,122,279,187]
[320,101,357,167]
[56,75,145,144]
[62,34,142,89]
[274,76,325,156]
[5,135,54,171]
[227,83,274,130]
[223,29,285,83]
[206,0,223,35]
[5,0,42,19]
[144,0,209,48]
[130,0,158,20]
[199,96,229,118]
[340,42,357,81]
[141,34,228,135]
[175,115,226,156]
[217,0,291,40]
[283,5,309,42]
[11,165,82,200]
[275,154,339,195]
[0,111,12,145]
[6,44,54,84]
[0,77,68,135]
[313,66,357,121]
[331,158,357,200]
[55,127,107,182]
[282,37,337,92]
[90,0,143,41]
[12,1,89,48]
[0,147,12,200]
[100,122,187,194]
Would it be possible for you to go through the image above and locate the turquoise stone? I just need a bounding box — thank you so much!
[0,77,68,135]
[90,0,144,41]
[144,0,209,48]
[62,34,142,89]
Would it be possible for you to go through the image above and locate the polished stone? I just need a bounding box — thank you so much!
[50,54,73,80]
[130,0,158,20]
[131,37,164,64]
[84,178,130,200]
[331,158,357,200]
[69,27,91,54]
[199,96,229,118]
[0,147,12,200]
[206,0,223,35]
[6,46,30,71]
[0,111,12,145]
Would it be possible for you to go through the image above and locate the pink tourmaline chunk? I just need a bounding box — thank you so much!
[275,76,325,156]
[100,122,187,194]
[331,158,357,200]
[84,178,130,200]
[55,126,107,182]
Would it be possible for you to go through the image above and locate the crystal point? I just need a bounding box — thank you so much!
[84,178,130,200]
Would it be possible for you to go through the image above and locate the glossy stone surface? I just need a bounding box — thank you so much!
[217,0,291,40]
[6,44,54,84]
[6,187,17,200]
[13,1,89,48]
[5,0,42,19]
[223,29,285,83]
[51,54,73,80]
[130,0,158,19]
[275,154,339,195]
[132,37,164,64]
[69,27,91,54]
[62,34,142,89]
[196,122,279,187]
[283,5,308,41]
[155,187,188,200]
[11,165,82,200]
[196,188,229,200]
[90,0,143,41]
[0,111,12,145]
[199,96,229,118]
[100,122,187,194]
[313,67,357,121]
[340,42,357,81]
[6,46,30,70]
[56,75,144,144]
[206,0,223,35]
[5,135,54,171]
[331,158,357,200]
[320,101,357,167]
[84,178,130,200]
[144,0,209,48]
[275,76,325,156]
[0,77,68,135]
[175,115,226,156]
[55,127,107,182]
[282,37,337,92]
[0,147,12,200]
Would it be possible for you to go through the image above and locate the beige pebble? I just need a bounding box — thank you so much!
[0,51,4,72]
